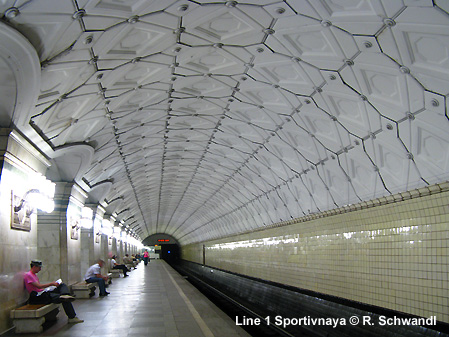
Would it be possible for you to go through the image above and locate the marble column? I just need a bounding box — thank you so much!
[80,227,94,280]
[111,238,117,259]
[36,182,73,283]
[80,204,102,278]
[90,205,106,274]
[119,240,124,262]
[66,185,87,286]
[100,234,109,272]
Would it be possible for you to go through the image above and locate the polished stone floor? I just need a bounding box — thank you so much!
[10,260,250,337]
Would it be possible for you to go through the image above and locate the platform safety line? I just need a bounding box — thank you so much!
[161,263,215,337]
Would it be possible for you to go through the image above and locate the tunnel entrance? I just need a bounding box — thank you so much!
[159,244,180,264]
[142,233,180,264]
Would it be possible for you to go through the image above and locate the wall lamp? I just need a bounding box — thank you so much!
[80,207,94,229]
[14,188,54,214]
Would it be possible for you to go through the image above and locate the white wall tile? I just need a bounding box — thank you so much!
[184,190,449,324]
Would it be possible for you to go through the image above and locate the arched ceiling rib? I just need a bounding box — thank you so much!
[2,0,448,245]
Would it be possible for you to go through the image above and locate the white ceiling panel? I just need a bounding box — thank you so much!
[2,0,449,244]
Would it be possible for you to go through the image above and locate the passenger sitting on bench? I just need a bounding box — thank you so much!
[110,255,130,277]
[24,260,83,324]
[123,254,135,268]
[85,259,110,296]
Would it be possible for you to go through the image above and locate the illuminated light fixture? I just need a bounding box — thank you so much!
[101,219,113,236]
[11,176,55,231]
[113,226,121,236]
[81,207,93,229]
[121,231,128,243]
[14,188,54,213]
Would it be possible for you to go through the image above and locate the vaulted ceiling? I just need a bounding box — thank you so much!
[1,0,448,245]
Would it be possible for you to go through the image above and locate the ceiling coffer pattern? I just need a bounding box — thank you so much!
[2,0,449,244]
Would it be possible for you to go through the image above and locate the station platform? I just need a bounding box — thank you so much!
[9,260,250,337]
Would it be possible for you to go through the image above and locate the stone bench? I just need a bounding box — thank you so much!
[71,281,96,298]
[109,269,123,278]
[126,261,138,269]
[11,303,60,333]
[107,273,112,284]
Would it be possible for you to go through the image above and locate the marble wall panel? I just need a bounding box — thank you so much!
[118,241,124,262]
[80,228,94,279]
[37,229,60,251]
[94,234,101,261]
[0,182,38,333]
[37,210,64,283]
[37,262,61,286]
[111,238,117,259]
[100,235,109,274]
[67,230,81,285]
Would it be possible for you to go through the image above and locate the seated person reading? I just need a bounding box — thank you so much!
[24,260,83,324]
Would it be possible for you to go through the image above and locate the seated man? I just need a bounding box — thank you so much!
[24,260,83,324]
[85,260,110,297]
[123,254,135,269]
[110,255,129,277]
[123,254,131,264]
[131,254,138,267]
[131,254,137,262]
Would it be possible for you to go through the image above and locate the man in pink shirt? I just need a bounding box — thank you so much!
[24,260,83,324]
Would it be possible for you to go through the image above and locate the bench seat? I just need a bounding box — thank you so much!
[72,281,96,298]
[11,303,60,333]
[109,269,123,278]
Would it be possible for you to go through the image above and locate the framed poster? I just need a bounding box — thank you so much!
[11,191,31,231]
[69,216,80,240]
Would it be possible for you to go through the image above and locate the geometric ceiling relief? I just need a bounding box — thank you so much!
[339,52,426,122]
[249,55,323,97]
[411,112,449,185]
[289,0,397,36]
[266,14,359,70]
[182,4,271,46]
[2,0,449,244]
[319,89,377,137]
[177,46,251,75]
[377,6,449,95]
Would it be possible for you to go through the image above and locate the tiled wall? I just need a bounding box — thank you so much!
[182,186,449,324]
